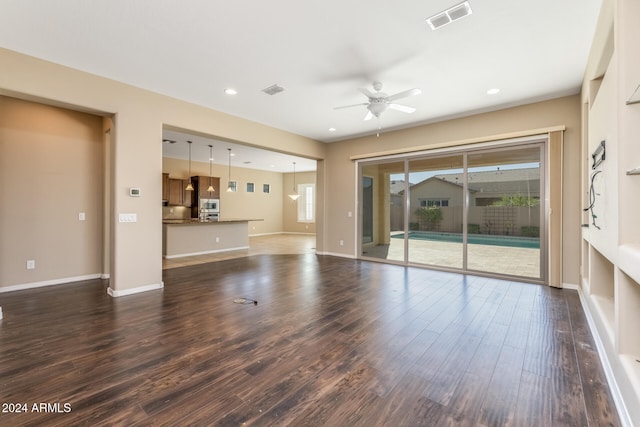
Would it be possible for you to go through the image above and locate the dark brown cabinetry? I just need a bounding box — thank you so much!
[162,173,170,202]
[194,176,220,199]
[167,178,193,207]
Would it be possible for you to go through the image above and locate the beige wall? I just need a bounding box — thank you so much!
[0,96,104,289]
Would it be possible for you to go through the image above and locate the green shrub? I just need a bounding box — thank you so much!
[415,206,443,231]
[468,224,480,234]
[521,226,540,237]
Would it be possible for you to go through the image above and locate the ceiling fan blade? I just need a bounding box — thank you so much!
[364,110,374,121]
[358,87,376,99]
[389,103,416,113]
[386,88,422,102]
[334,102,368,110]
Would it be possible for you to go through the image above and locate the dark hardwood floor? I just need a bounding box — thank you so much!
[0,254,621,426]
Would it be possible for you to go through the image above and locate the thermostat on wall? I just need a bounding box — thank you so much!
[129,187,141,197]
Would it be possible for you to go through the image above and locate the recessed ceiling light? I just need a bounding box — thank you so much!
[224,88,237,95]
[487,88,500,95]
[329,127,336,132]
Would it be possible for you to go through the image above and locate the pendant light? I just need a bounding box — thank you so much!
[185,141,194,191]
[207,144,215,193]
[288,162,300,200]
[226,148,234,192]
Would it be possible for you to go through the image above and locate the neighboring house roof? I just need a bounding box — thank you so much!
[396,168,540,197]
[390,180,412,195]
[399,176,472,195]
[434,168,540,197]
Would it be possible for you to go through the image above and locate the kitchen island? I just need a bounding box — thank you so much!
[162,219,263,259]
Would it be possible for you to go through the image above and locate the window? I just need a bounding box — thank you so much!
[263,184,270,193]
[246,182,255,193]
[297,183,315,223]
[419,199,449,207]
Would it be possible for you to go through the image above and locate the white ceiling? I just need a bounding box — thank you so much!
[0,0,601,167]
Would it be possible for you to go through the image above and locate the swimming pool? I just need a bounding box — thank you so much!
[392,231,540,249]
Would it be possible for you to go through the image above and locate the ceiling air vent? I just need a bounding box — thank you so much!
[428,12,451,30]
[262,84,285,95]
[426,1,472,30]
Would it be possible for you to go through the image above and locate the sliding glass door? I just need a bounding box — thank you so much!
[407,155,465,269]
[358,141,545,282]
[466,146,543,278]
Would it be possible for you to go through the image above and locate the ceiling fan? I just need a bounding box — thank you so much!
[334,81,422,121]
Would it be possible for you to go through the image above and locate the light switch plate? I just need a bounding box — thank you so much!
[118,213,137,223]
[79,212,86,221]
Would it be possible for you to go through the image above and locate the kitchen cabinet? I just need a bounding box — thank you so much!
[194,176,220,199]
[168,178,193,207]
[162,173,170,202]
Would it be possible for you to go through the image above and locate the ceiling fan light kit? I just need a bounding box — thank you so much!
[334,81,421,136]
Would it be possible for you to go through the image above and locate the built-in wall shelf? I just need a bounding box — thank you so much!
[618,270,640,356]
[589,246,616,344]
[625,167,640,175]
[581,238,590,284]
[619,355,640,411]
[627,83,640,105]
[591,294,615,342]
[619,244,640,284]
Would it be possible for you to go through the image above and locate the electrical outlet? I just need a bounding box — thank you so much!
[78,212,86,221]
[26,260,35,270]
[339,240,344,246]
[215,237,220,243]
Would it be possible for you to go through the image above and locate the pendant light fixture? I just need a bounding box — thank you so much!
[185,141,194,191]
[226,148,234,192]
[207,144,215,193]
[288,161,300,200]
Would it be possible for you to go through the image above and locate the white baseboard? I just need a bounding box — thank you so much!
[572,283,633,427]
[249,231,283,237]
[163,246,249,259]
[107,282,164,298]
[317,251,356,259]
[0,274,103,293]
[248,231,316,237]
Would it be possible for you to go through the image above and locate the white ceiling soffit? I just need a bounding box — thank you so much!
[0,0,601,143]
